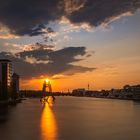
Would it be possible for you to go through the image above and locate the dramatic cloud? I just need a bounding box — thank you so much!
[0,0,139,36]
[67,0,140,26]
[0,46,94,79]
[0,0,64,36]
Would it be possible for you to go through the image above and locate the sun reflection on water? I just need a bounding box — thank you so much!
[41,99,58,140]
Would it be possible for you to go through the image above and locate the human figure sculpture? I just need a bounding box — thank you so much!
[41,80,55,103]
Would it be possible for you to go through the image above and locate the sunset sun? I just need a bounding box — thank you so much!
[45,78,50,83]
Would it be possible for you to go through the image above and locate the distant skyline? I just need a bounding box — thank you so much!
[0,0,140,91]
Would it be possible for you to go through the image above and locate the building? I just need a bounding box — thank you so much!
[72,88,86,96]
[108,89,122,98]
[123,85,140,99]
[123,85,140,93]
[0,59,12,100]
[11,73,20,99]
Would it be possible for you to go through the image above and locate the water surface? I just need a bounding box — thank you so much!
[0,97,140,140]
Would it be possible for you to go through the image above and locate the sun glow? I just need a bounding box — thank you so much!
[45,78,50,83]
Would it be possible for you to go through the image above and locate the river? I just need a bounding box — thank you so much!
[0,97,140,140]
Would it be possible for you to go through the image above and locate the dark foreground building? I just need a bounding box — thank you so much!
[11,73,20,100]
[0,59,12,100]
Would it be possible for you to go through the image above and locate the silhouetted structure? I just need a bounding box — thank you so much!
[124,85,140,100]
[0,59,12,100]
[41,80,55,102]
[11,73,20,100]
[72,88,86,96]
[42,80,52,95]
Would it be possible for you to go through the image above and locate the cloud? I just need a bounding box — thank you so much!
[0,25,20,39]
[30,25,55,36]
[66,0,140,26]
[0,0,64,36]
[0,46,94,79]
[0,0,139,36]
[3,42,55,53]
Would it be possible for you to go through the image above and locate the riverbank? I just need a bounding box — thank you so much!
[0,98,22,107]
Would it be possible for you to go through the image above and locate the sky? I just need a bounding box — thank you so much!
[0,0,140,92]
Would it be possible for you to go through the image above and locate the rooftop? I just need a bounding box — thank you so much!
[0,59,11,62]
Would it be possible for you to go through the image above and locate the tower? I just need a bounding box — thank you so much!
[88,83,89,91]
[0,59,12,100]
[11,73,20,99]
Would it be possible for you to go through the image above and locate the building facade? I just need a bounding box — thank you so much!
[0,59,12,100]
[11,73,20,99]
[72,88,86,96]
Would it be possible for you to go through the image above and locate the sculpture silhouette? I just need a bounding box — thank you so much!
[41,80,55,103]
